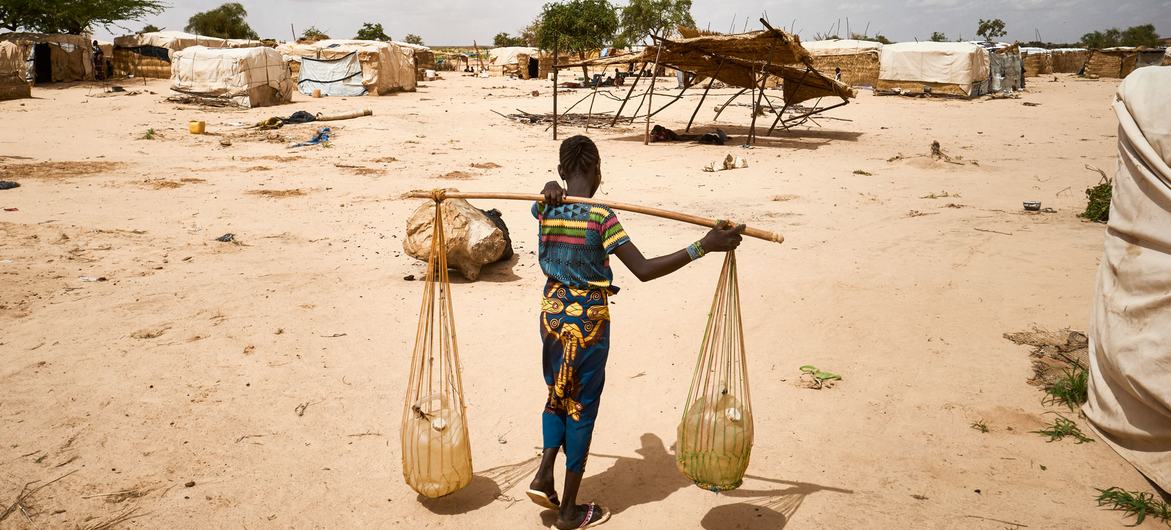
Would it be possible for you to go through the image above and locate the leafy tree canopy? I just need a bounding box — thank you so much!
[355,22,390,41]
[851,32,891,44]
[403,33,423,45]
[300,25,328,42]
[186,3,259,39]
[0,0,165,35]
[1081,24,1161,48]
[141,23,160,32]
[930,31,947,42]
[976,18,1006,41]
[537,0,618,55]
[493,32,526,47]
[616,0,694,48]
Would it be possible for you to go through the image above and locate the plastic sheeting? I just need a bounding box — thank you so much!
[170,46,292,108]
[1084,66,1171,492]
[278,39,415,95]
[298,52,366,96]
[878,42,990,92]
[0,32,93,83]
[488,46,538,65]
[113,31,230,51]
[801,39,882,56]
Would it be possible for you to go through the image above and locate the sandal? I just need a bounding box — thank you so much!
[526,488,560,510]
[552,503,609,529]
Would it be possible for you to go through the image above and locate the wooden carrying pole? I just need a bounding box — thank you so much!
[405,191,784,244]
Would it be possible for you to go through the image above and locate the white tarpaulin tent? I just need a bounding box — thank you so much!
[802,39,882,55]
[278,39,415,95]
[297,52,365,96]
[170,46,292,108]
[877,42,990,97]
[488,46,537,65]
[1084,65,1171,492]
[113,31,260,78]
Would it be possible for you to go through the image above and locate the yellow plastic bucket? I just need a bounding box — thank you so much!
[188,121,206,134]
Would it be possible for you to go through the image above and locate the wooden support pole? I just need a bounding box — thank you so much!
[404,191,785,244]
[585,83,599,131]
[610,62,645,126]
[712,88,748,121]
[643,41,665,145]
[749,42,779,145]
[552,43,559,140]
[686,58,725,132]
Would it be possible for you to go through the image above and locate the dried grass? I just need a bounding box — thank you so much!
[246,189,307,198]
[0,161,122,181]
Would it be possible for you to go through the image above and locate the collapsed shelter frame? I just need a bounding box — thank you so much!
[549,19,856,143]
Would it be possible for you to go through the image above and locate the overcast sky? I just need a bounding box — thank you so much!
[93,0,1171,45]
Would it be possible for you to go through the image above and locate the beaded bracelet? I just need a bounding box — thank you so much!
[687,240,707,261]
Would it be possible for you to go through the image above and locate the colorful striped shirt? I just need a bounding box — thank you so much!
[532,202,631,292]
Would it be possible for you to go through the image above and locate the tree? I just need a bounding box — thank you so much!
[404,33,424,45]
[1120,24,1160,47]
[930,31,947,42]
[141,23,160,32]
[976,18,1006,41]
[0,0,165,34]
[852,32,891,44]
[355,22,391,41]
[185,3,258,39]
[520,18,541,46]
[493,32,526,47]
[300,26,329,42]
[538,0,619,77]
[616,0,694,48]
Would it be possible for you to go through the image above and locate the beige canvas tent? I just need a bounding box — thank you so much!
[170,46,292,108]
[0,41,31,99]
[876,42,990,98]
[488,46,538,75]
[277,39,415,95]
[800,39,882,87]
[1084,65,1171,493]
[0,33,93,84]
[394,41,434,80]
[113,31,256,78]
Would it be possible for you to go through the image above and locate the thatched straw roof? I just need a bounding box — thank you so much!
[559,23,854,105]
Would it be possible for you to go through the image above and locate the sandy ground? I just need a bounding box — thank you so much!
[0,72,1163,529]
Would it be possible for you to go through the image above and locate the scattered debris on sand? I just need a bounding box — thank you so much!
[247,189,307,199]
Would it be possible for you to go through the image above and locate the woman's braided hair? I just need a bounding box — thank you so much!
[559,135,599,178]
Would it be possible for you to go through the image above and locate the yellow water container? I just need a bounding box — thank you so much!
[188,120,206,134]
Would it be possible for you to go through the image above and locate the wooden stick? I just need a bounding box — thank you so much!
[610,62,644,126]
[552,42,559,140]
[404,191,784,244]
[315,109,372,121]
[644,40,664,145]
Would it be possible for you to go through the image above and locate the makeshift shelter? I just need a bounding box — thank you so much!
[0,33,93,84]
[556,19,855,142]
[988,45,1024,92]
[1084,65,1171,493]
[1163,48,1171,66]
[488,46,537,75]
[113,31,238,78]
[395,41,435,81]
[876,42,990,98]
[1050,48,1089,73]
[170,46,292,108]
[278,39,415,94]
[1021,47,1053,77]
[799,39,882,87]
[1083,48,1165,78]
[0,41,31,99]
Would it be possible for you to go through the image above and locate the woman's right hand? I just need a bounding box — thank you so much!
[700,222,746,252]
[542,181,565,206]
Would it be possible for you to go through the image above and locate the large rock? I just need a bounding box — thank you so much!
[404,197,509,281]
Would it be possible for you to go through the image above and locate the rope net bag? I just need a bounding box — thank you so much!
[676,251,754,491]
[401,193,473,498]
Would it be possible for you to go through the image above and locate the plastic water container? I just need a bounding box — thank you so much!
[676,393,753,491]
[188,120,205,134]
[402,393,472,498]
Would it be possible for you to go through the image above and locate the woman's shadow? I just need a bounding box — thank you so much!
[581,432,695,514]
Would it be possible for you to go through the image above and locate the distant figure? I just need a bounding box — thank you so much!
[834,67,842,82]
[92,40,105,81]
